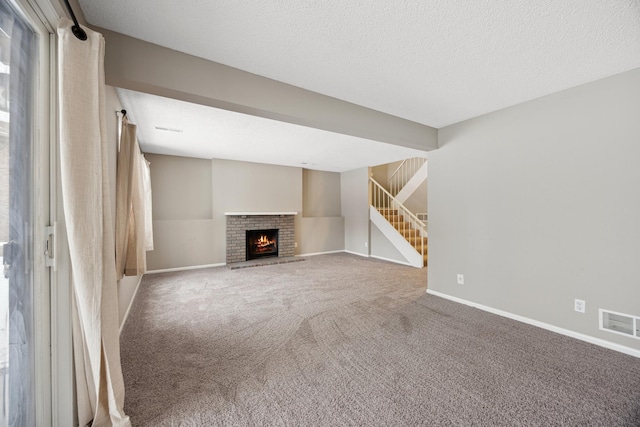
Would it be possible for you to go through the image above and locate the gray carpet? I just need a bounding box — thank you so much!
[120,253,640,426]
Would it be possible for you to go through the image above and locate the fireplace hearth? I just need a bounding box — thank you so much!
[246,229,279,260]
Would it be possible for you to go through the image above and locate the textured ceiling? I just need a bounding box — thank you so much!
[82,1,640,170]
[79,0,640,127]
[116,89,428,172]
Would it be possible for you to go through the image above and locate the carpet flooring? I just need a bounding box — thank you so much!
[120,253,640,426]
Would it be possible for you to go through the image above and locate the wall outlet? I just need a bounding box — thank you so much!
[364,242,368,248]
[574,299,586,313]
[294,242,298,248]
[457,274,464,285]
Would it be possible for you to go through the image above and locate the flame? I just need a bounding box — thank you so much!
[253,234,277,253]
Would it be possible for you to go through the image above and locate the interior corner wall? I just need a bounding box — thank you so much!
[105,85,141,327]
[370,224,408,264]
[301,169,344,254]
[428,68,640,351]
[211,159,303,262]
[403,178,428,215]
[370,164,390,191]
[302,169,341,217]
[341,167,370,256]
[145,153,216,270]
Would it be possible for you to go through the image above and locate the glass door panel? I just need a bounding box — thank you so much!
[0,1,37,425]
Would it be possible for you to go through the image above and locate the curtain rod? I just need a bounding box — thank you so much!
[62,0,87,41]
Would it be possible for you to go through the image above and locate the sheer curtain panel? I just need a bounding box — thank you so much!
[57,18,130,427]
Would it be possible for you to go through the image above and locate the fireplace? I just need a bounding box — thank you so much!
[246,229,279,260]
[225,213,295,264]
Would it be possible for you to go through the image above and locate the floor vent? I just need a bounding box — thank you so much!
[599,309,640,340]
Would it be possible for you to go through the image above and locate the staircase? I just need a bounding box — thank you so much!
[370,174,427,267]
[390,157,428,201]
[378,208,428,266]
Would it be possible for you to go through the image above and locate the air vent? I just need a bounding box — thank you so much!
[155,126,183,133]
[599,309,640,339]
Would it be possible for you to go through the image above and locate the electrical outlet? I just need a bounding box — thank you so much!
[574,299,585,313]
[364,242,368,248]
[457,274,464,285]
[294,242,298,248]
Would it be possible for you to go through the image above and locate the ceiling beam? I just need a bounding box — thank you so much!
[97,27,437,152]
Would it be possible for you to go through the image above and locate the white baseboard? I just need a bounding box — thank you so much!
[343,250,369,258]
[119,275,143,335]
[298,250,344,257]
[426,289,640,359]
[370,254,412,267]
[145,263,225,274]
[301,250,412,268]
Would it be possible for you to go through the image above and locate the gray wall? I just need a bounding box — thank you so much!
[341,168,370,256]
[147,157,351,269]
[428,68,640,351]
[303,169,341,217]
[403,178,428,215]
[211,158,303,262]
[370,163,390,191]
[98,27,437,152]
[145,154,217,270]
[301,169,344,255]
[370,224,407,264]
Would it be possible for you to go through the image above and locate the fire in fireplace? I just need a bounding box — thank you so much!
[246,229,279,260]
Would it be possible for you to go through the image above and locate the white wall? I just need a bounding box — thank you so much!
[428,68,640,352]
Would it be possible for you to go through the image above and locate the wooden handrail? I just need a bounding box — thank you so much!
[370,177,427,235]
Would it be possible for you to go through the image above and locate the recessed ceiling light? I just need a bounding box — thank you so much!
[155,126,183,133]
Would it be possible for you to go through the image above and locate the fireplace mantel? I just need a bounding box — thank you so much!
[224,212,298,216]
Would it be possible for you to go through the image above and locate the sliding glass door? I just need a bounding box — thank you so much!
[0,0,49,425]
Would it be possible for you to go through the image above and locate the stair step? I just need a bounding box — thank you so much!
[383,214,404,222]
[407,236,428,245]
[390,221,413,229]
[398,228,420,237]
[377,208,398,215]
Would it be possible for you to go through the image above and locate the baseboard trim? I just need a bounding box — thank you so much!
[343,250,369,258]
[369,254,412,267]
[426,289,640,359]
[119,275,143,335]
[298,250,344,257]
[145,263,226,274]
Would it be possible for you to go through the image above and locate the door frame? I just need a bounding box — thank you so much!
[7,0,71,425]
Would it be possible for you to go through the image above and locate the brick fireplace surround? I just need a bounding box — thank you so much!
[225,212,296,264]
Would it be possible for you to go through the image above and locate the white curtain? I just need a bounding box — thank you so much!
[115,117,150,278]
[115,117,136,281]
[57,19,130,427]
[142,156,154,251]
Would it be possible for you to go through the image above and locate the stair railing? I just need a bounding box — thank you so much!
[370,177,427,257]
[389,157,427,197]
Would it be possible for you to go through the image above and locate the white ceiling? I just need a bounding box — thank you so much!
[81,0,640,170]
[116,88,428,172]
